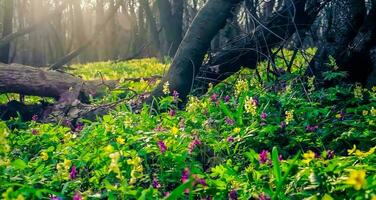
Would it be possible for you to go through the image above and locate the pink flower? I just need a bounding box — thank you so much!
[32,114,38,121]
[227,136,235,143]
[188,138,202,154]
[225,117,235,125]
[168,109,176,117]
[261,112,268,119]
[278,155,283,161]
[70,166,77,180]
[259,150,269,164]
[280,122,286,129]
[32,129,39,135]
[173,90,179,101]
[74,123,84,132]
[305,125,318,132]
[259,193,271,200]
[152,177,161,189]
[72,193,82,200]
[181,168,190,183]
[211,93,218,102]
[224,95,231,102]
[157,141,167,154]
[327,150,335,159]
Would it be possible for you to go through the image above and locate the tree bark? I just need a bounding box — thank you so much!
[0,0,14,63]
[148,0,243,102]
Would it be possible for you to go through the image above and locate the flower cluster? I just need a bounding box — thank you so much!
[163,81,170,95]
[127,156,144,184]
[285,110,294,124]
[244,96,258,116]
[307,76,315,93]
[108,152,123,179]
[235,79,249,97]
[188,138,202,154]
[354,84,364,100]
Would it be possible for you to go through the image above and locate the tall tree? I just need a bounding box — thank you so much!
[0,0,14,63]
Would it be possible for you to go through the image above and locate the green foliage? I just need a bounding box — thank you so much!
[1,56,376,200]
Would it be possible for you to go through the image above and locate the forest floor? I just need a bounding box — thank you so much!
[0,54,376,200]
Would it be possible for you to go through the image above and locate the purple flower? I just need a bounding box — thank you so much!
[260,122,267,126]
[197,178,207,186]
[182,168,190,183]
[157,141,167,154]
[173,90,179,101]
[74,123,84,132]
[50,196,62,200]
[305,125,318,132]
[168,109,176,117]
[278,155,283,161]
[224,95,231,102]
[259,194,271,200]
[70,166,77,180]
[280,122,286,129]
[259,150,269,164]
[211,93,218,102]
[261,112,268,119]
[63,119,72,127]
[32,129,39,135]
[152,177,161,189]
[188,138,202,154]
[227,136,235,143]
[327,150,335,159]
[229,189,238,200]
[154,124,166,132]
[72,193,82,200]
[225,117,235,125]
[252,97,259,106]
[32,114,38,121]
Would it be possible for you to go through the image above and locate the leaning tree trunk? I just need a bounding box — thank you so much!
[149,0,243,103]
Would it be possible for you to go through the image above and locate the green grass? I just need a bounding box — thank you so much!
[0,54,375,199]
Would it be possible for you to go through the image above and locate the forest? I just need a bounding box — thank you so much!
[0,0,376,199]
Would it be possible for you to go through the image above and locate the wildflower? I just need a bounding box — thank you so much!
[157,140,167,153]
[280,121,286,129]
[73,193,82,200]
[225,117,235,125]
[211,93,218,102]
[259,194,271,200]
[186,96,200,113]
[50,195,62,200]
[346,170,366,190]
[182,168,190,183]
[173,90,179,101]
[308,76,315,92]
[152,176,161,189]
[41,151,49,161]
[278,155,283,161]
[168,109,176,117]
[196,178,207,186]
[303,150,315,164]
[32,114,38,121]
[244,96,257,116]
[127,157,143,184]
[224,95,231,102]
[259,150,269,164]
[64,159,72,169]
[233,127,241,134]
[305,125,319,132]
[32,129,39,135]
[285,110,294,125]
[235,79,249,97]
[260,112,268,119]
[163,81,170,95]
[104,145,114,153]
[354,84,364,100]
[348,145,376,157]
[16,195,25,200]
[116,137,125,145]
[188,138,202,154]
[371,107,376,116]
[171,126,179,135]
[362,110,369,116]
[336,111,344,120]
[227,136,235,143]
[326,150,335,159]
[70,166,77,179]
[74,123,84,132]
[229,189,238,200]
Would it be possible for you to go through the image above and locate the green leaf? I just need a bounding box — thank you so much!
[272,147,282,184]
[12,159,27,170]
[164,179,193,200]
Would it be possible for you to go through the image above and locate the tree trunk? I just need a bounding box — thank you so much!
[148,0,243,102]
[0,0,14,63]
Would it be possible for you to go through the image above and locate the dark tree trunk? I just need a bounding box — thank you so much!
[148,0,243,102]
[0,0,14,63]
[140,0,161,57]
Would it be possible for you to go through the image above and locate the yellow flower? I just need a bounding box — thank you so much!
[354,84,364,100]
[285,110,294,124]
[233,127,241,134]
[186,96,200,113]
[171,126,179,135]
[346,170,366,190]
[371,195,376,200]
[116,137,125,145]
[16,194,25,200]
[362,110,369,116]
[371,107,376,116]
[235,79,249,97]
[163,81,170,95]
[244,96,257,116]
[104,145,114,153]
[63,159,71,169]
[372,86,376,92]
[347,145,357,155]
[355,147,376,157]
[303,150,315,164]
[40,151,49,161]
[335,113,342,119]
